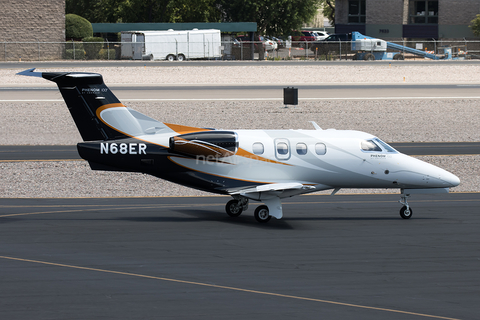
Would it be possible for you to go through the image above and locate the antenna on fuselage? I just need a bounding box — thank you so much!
[309,121,322,130]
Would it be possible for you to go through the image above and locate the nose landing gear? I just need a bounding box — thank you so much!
[399,193,413,219]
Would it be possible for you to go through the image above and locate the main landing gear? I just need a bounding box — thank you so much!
[225,197,272,223]
[399,193,413,219]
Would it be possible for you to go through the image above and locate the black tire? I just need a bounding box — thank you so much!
[226,199,243,217]
[363,53,375,61]
[393,53,404,60]
[177,54,185,61]
[400,206,413,219]
[254,205,271,223]
[166,54,175,62]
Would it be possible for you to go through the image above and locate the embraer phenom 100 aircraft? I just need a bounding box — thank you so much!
[18,68,460,223]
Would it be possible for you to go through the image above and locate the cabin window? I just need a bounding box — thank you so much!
[252,142,264,155]
[361,140,382,152]
[315,143,327,155]
[374,138,397,153]
[296,143,308,155]
[275,139,291,160]
[361,139,398,153]
[277,142,289,155]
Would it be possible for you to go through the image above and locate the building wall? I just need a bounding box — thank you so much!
[336,0,480,39]
[0,0,65,60]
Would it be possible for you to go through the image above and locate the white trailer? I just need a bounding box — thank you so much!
[121,29,222,61]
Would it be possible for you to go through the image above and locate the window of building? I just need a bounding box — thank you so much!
[409,0,438,24]
[348,0,366,24]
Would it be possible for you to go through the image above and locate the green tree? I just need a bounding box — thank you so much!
[469,14,480,36]
[66,0,221,23]
[65,14,93,40]
[320,0,335,25]
[217,0,320,35]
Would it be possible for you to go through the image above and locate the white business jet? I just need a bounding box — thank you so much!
[18,68,460,223]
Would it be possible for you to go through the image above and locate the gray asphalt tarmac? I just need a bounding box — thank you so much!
[1,193,479,320]
[2,84,480,101]
[1,142,479,162]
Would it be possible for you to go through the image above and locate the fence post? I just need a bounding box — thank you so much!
[339,41,342,61]
[106,38,109,60]
[73,40,75,60]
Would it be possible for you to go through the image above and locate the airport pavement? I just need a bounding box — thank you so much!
[1,193,479,320]
[0,143,478,162]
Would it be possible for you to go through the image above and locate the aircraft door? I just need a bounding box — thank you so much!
[275,138,291,160]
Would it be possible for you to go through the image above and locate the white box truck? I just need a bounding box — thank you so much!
[121,29,222,61]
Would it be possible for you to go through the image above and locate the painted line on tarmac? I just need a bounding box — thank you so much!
[0,255,460,320]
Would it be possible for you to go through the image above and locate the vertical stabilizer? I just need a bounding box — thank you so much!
[18,68,130,141]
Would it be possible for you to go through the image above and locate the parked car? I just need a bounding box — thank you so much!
[264,37,278,51]
[292,30,317,42]
[314,31,329,41]
[234,35,265,52]
[271,36,285,48]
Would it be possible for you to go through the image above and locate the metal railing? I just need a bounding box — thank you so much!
[1,40,479,61]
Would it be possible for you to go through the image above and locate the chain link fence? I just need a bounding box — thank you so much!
[2,40,480,61]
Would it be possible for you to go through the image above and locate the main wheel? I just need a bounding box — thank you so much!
[226,199,243,217]
[254,205,271,223]
[363,53,375,61]
[400,206,413,219]
[166,54,175,62]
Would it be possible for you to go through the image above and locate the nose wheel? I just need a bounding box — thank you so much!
[399,193,413,219]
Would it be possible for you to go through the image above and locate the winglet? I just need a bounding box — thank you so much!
[16,68,43,78]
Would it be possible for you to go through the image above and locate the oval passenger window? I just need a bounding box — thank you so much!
[315,143,326,155]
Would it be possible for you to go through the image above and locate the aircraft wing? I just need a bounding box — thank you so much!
[229,182,322,200]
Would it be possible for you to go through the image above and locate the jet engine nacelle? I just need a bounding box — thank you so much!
[169,131,238,158]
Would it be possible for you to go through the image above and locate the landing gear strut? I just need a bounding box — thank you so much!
[399,193,413,219]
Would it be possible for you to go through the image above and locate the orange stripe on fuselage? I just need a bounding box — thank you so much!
[236,148,291,166]
[164,123,211,135]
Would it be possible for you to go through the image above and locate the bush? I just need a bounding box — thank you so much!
[83,37,104,59]
[65,49,86,60]
[66,14,93,40]
[470,14,480,37]
[65,41,84,51]
[99,49,116,60]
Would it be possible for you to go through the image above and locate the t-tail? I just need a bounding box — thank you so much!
[17,68,136,141]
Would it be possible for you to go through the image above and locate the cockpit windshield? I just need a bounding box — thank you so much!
[361,138,397,153]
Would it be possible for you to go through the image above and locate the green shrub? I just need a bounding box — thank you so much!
[65,49,86,60]
[99,49,116,60]
[83,37,104,60]
[65,41,84,51]
[66,14,93,40]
